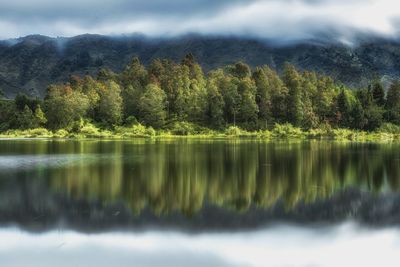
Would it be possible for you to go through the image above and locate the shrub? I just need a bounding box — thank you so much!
[377,123,400,134]
[79,122,101,137]
[124,116,139,126]
[53,129,69,138]
[167,121,211,135]
[225,126,246,136]
[168,121,196,135]
[26,128,51,137]
[332,128,359,140]
[272,123,304,138]
[145,126,156,137]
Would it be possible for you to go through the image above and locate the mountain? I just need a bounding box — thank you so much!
[1,34,400,97]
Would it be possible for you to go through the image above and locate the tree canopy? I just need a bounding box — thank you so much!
[1,56,399,132]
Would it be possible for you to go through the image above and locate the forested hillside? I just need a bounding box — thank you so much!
[1,34,400,97]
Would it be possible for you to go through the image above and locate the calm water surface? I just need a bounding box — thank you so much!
[1,139,400,267]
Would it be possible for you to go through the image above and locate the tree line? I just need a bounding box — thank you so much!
[1,53,400,132]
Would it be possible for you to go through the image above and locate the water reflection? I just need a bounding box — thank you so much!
[0,139,400,229]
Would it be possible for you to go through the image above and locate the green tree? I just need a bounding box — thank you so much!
[96,81,123,126]
[385,81,400,124]
[350,100,365,129]
[231,62,251,79]
[120,57,147,119]
[283,63,303,126]
[34,105,47,127]
[253,67,272,128]
[16,105,35,129]
[45,85,89,130]
[206,80,225,129]
[336,89,352,127]
[264,67,287,124]
[237,77,258,127]
[371,80,385,107]
[139,84,167,128]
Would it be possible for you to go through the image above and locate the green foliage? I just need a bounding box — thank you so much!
[2,55,400,138]
[96,81,123,126]
[272,123,304,138]
[34,105,47,126]
[206,79,225,129]
[385,81,400,124]
[283,63,303,126]
[45,85,90,130]
[371,80,385,107]
[225,126,248,136]
[377,123,400,134]
[139,84,167,128]
[167,121,210,135]
[15,105,36,129]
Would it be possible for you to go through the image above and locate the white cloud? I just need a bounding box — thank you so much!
[0,0,400,42]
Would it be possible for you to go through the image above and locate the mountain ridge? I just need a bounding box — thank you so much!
[1,34,400,97]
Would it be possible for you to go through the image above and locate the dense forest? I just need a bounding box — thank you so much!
[1,54,400,135]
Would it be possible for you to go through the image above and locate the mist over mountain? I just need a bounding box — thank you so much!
[1,34,400,97]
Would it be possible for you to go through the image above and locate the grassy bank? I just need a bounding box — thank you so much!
[1,121,400,142]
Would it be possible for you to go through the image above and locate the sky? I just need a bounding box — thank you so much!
[0,0,400,43]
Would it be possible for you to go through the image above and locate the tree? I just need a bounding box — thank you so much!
[206,80,225,129]
[237,78,258,127]
[139,84,167,128]
[120,57,147,119]
[283,63,303,126]
[96,81,123,126]
[264,67,287,124]
[218,73,240,125]
[350,100,365,129]
[15,105,35,129]
[34,105,47,127]
[45,85,89,130]
[336,89,352,127]
[371,80,385,107]
[14,93,40,111]
[253,68,272,127]
[385,81,400,124]
[231,62,251,79]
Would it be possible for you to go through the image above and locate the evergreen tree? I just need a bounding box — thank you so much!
[237,78,258,126]
[139,84,167,128]
[283,63,303,126]
[336,89,352,127]
[385,81,400,124]
[371,80,385,107]
[34,105,47,127]
[253,68,272,127]
[206,80,225,129]
[350,101,365,129]
[120,57,147,119]
[264,67,287,123]
[232,62,251,79]
[16,105,35,129]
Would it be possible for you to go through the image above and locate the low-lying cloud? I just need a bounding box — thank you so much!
[0,0,399,43]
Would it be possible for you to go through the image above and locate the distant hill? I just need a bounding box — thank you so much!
[1,34,400,97]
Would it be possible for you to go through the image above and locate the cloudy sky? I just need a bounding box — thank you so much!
[1,0,400,42]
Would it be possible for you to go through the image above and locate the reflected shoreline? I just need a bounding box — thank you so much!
[0,139,400,232]
[1,188,400,233]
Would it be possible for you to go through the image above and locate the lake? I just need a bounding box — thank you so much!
[1,139,400,267]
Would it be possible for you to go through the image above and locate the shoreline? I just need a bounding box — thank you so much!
[1,130,400,142]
